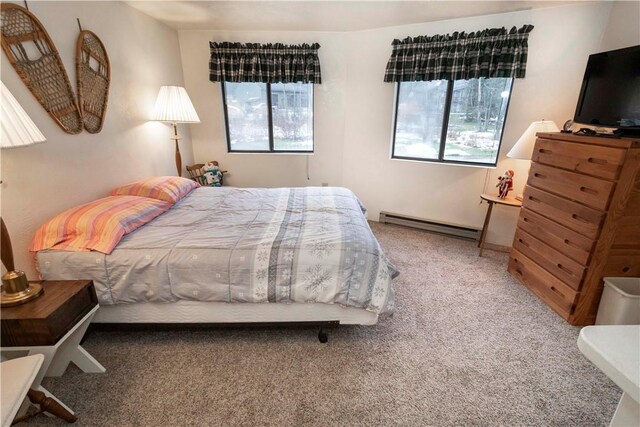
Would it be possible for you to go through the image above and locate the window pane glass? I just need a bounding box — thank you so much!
[444,78,512,164]
[224,82,270,151]
[271,83,313,151]
[393,81,448,160]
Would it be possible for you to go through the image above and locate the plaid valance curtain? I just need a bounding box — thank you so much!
[209,42,322,84]
[384,25,534,82]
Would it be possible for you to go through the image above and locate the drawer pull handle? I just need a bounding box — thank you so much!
[533,173,546,179]
[580,186,598,195]
[557,264,572,274]
[587,157,607,165]
[622,266,630,273]
[550,286,564,297]
[539,149,552,154]
[518,238,530,248]
[523,217,529,223]
[571,214,590,224]
[563,239,579,249]
[528,196,541,202]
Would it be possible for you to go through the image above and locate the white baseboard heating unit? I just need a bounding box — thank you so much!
[379,211,481,241]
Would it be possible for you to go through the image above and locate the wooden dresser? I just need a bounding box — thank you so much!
[508,132,640,325]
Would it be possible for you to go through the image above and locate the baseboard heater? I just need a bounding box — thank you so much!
[379,211,481,241]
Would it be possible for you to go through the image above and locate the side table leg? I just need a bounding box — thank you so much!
[70,345,105,374]
[46,308,105,377]
[478,201,494,257]
[610,392,640,427]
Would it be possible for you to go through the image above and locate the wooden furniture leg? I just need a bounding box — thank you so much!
[478,200,494,256]
[25,389,77,423]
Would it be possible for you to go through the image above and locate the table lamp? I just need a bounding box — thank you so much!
[507,119,560,200]
[151,86,200,176]
[1,81,47,307]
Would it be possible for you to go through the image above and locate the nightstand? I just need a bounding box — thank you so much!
[1,279,105,376]
[478,193,522,256]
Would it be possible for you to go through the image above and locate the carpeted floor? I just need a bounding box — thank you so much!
[26,223,619,426]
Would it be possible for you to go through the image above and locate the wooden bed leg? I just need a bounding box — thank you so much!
[318,328,328,343]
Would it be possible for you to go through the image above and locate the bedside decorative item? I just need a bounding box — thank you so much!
[562,119,574,133]
[186,161,228,186]
[1,217,42,308]
[496,170,514,199]
[76,26,110,133]
[507,119,560,200]
[202,161,224,186]
[151,86,200,176]
[1,81,47,307]
[0,4,82,134]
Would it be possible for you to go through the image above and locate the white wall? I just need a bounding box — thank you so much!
[600,0,640,51]
[180,2,619,248]
[342,2,615,247]
[178,30,347,189]
[1,1,191,278]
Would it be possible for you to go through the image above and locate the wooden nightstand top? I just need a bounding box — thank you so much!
[1,280,97,346]
[1,280,94,320]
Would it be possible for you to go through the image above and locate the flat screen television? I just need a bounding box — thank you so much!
[574,45,640,133]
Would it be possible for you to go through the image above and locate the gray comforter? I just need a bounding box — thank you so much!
[37,187,397,314]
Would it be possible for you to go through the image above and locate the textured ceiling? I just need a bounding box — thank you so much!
[125,1,584,32]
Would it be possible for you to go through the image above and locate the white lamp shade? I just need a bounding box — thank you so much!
[151,86,200,123]
[1,81,46,149]
[507,120,560,160]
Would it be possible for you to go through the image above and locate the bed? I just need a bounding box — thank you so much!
[34,185,398,333]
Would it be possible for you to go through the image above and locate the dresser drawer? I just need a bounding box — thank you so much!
[602,248,640,277]
[532,138,626,180]
[528,162,615,210]
[517,208,594,265]
[522,186,605,239]
[513,229,586,290]
[508,249,578,317]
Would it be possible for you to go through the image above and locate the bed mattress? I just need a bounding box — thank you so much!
[37,187,397,315]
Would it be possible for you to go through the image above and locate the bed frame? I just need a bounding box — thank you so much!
[92,301,378,342]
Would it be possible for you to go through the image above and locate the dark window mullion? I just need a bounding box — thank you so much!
[221,82,233,153]
[266,83,274,152]
[438,80,454,161]
[391,82,401,159]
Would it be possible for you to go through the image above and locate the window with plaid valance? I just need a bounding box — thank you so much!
[384,25,534,82]
[209,42,322,84]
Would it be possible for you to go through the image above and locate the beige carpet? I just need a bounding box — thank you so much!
[26,223,619,426]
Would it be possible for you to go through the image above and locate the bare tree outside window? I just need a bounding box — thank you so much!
[271,83,313,151]
[222,82,314,152]
[444,78,512,163]
[392,78,513,166]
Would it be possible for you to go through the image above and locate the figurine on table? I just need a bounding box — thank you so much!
[496,170,514,199]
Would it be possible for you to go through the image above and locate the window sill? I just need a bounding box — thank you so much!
[228,151,314,156]
[390,156,497,169]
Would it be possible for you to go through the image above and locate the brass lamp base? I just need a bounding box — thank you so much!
[1,270,44,307]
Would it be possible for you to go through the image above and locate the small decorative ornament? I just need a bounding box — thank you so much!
[496,170,514,199]
[562,119,574,133]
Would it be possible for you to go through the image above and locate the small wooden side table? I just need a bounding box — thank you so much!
[478,193,522,256]
[1,280,106,417]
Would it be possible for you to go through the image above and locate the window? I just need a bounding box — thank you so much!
[392,78,513,166]
[222,82,314,153]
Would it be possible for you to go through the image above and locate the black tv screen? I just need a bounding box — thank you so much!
[574,45,640,128]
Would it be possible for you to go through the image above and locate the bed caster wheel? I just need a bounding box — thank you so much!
[318,329,328,343]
